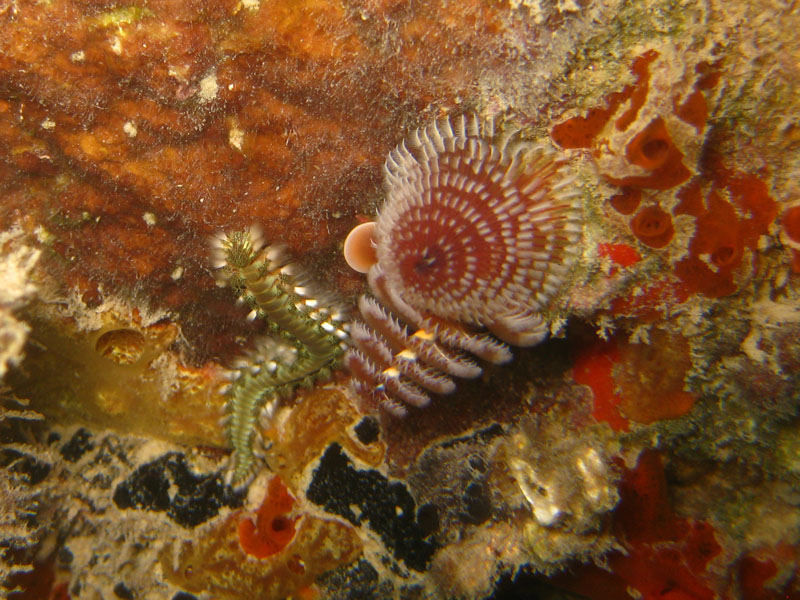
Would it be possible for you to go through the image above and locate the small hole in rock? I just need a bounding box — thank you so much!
[641,138,669,163]
[711,245,736,267]
[95,329,145,365]
[272,515,291,532]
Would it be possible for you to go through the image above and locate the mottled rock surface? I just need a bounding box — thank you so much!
[1,0,799,598]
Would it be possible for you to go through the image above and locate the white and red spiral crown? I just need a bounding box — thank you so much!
[344,114,582,416]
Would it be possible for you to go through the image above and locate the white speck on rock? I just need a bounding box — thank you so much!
[142,212,157,226]
[595,315,615,340]
[197,72,218,104]
[123,121,138,138]
[557,0,580,13]
[509,0,545,23]
[229,126,244,151]
[741,327,768,365]
[170,266,184,281]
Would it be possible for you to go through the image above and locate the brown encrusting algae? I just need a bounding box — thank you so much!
[1,0,799,598]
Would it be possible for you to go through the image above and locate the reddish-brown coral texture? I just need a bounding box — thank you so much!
[3,1,799,599]
[0,0,581,359]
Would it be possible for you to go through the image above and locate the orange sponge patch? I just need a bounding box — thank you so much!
[630,205,675,248]
[238,476,299,559]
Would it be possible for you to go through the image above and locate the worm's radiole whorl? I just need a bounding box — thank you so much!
[345,114,582,416]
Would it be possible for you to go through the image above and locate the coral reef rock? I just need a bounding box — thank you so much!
[1,0,799,597]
